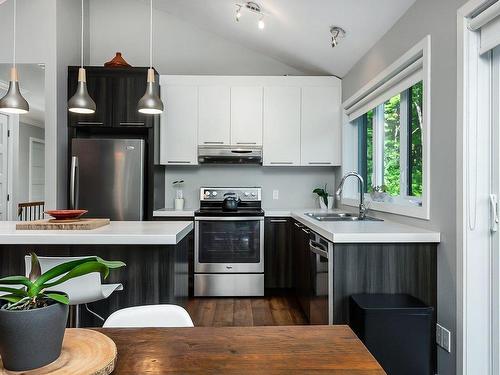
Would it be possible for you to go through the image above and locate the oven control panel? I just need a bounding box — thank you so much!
[200,187,262,201]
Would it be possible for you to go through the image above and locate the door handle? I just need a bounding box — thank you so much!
[490,194,498,233]
[70,156,79,209]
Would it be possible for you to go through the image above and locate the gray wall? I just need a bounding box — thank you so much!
[160,166,338,210]
[88,0,304,76]
[342,0,468,374]
[18,123,45,204]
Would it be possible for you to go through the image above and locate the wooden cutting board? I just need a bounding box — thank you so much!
[16,219,110,231]
[0,329,117,375]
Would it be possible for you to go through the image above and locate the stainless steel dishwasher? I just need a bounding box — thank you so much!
[309,231,334,325]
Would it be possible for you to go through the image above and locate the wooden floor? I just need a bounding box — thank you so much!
[185,296,308,327]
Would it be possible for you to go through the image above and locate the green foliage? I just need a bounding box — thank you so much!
[313,184,329,205]
[0,253,125,311]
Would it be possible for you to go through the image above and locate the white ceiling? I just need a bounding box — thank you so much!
[0,64,45,126]
[149,0,417,77]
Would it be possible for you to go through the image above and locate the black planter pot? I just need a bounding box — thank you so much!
[0,301,68,371]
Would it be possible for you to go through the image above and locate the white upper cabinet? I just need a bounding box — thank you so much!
[263,86,301,166]
[300,86,341,166]
[230,86,263,146]
[160,85,198,165]
[198,86,231,146]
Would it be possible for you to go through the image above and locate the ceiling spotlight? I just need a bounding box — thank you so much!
[258,16,265,30]
[330,26,346,48]
[235,2,266,30]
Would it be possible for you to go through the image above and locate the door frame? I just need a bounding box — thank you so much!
[28,137,45,202]
[457,0,499,373]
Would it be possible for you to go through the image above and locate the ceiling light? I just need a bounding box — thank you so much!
[330,26,346,48]
[0,0,29,115]
[68,0,96,114]
[138,0,164,115]
[235,2,266,30]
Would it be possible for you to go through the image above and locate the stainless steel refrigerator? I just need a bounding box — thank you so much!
[70,138,145,220]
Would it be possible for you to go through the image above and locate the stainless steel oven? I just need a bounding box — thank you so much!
[194,187,264,297]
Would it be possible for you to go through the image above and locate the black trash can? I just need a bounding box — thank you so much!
[349,294,433,375]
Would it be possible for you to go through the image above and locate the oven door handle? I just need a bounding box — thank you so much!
[195,216,264,221]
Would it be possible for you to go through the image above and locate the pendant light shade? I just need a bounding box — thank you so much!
[138,68,163,114]
[68,0,95,114]
[0,67,29,114]
[68,68,96,114]
[0,0,30,114]
[138,0,164,115]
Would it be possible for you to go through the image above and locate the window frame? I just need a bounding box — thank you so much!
[342,36,431,220]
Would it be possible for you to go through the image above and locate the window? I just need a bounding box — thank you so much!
[343,35,430,219]
[357,81,423,201]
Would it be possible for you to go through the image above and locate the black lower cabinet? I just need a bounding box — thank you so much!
[291,221,311,321]
[264,218,293,289]
[349,294,434,375]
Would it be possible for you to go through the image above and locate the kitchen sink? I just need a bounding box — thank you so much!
[305,212,383,222]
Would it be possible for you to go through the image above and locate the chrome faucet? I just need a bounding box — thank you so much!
[334,172,367,219]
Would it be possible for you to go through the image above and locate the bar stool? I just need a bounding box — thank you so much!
[103,305,194,328]
[24,255,123,327]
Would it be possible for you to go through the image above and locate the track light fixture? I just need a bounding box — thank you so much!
[330,26,346,48]
[235,2,266,30]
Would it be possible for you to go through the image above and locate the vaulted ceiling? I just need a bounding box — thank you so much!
[148,0,417,77]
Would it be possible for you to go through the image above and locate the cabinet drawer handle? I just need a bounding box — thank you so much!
[270,219,287,223]
[77,122,103,125]
[302,228,310,234]
[308,162,333,165]
[270,162,294,165]
[294,222,303,228]
[120,122,145,126]
[236,142,257,145]
[167,161,192,164]
[203,141,224,145]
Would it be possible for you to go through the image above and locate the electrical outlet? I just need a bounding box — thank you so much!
[273,190,279,200]
[436,324,451,352]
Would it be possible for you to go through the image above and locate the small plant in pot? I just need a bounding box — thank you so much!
[0,253,125,372]
[313,184,333,209]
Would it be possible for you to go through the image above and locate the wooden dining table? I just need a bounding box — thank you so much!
[97,325,386,374]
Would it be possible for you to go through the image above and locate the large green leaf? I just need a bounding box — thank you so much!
[0,294,23,304]
[33,257,97,287]
[96,257,126,270]
[0,286,27,297]
[28,252,41,282]
[41,261,109,290]
[43,293,69,305]
[0,275,33,287]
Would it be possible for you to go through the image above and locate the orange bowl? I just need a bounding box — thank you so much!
[45,210,88,220]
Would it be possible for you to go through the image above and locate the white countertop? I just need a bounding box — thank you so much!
[0,221,193,245]
[291,210,440,243]
[153,209,195,217]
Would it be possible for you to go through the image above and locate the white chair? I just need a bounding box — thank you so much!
[25,255,123,327]
[103,305,194,328]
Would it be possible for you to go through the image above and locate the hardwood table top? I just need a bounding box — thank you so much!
[95,325,386,374]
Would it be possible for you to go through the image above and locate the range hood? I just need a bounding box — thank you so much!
[198,145,262,164]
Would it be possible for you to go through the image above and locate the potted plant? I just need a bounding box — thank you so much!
[0,253,125,371]
[313,184,333,209]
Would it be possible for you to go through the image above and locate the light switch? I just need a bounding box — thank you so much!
[273,190,279,200]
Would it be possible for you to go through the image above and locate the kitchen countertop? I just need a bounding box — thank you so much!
[0,221,193,245]
[153,209,195,217]
[291,209,440,243]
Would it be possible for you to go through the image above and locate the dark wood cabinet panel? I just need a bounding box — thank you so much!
[264,218,293,289]
[292,220,311,321]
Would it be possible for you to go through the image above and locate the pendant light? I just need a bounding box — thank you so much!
[68,0,96,114]
[0,0,29,114]
[138,0,164,115]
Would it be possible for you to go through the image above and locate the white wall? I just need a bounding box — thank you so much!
[341,0,468,374]
[18,123,45,204]
[88,0,304,75]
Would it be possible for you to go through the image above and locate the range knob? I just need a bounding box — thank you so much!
[204,190,211,197]
[244,192,250,197]
[251,192,256,197]
[212,191,218,196]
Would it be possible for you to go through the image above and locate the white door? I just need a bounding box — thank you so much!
[263,86,301,166]
[300,86,341,166]
[160,85,198,165]
[0,114,7,220]
[29,137,45,201]
[198,86,230,146]
[230,86,263,146]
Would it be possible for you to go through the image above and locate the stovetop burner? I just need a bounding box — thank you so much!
[196,187,263,217]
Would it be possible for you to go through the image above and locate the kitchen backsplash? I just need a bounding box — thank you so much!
[155,165,339,210]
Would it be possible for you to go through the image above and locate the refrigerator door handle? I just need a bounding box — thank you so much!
[70,156,79,209]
